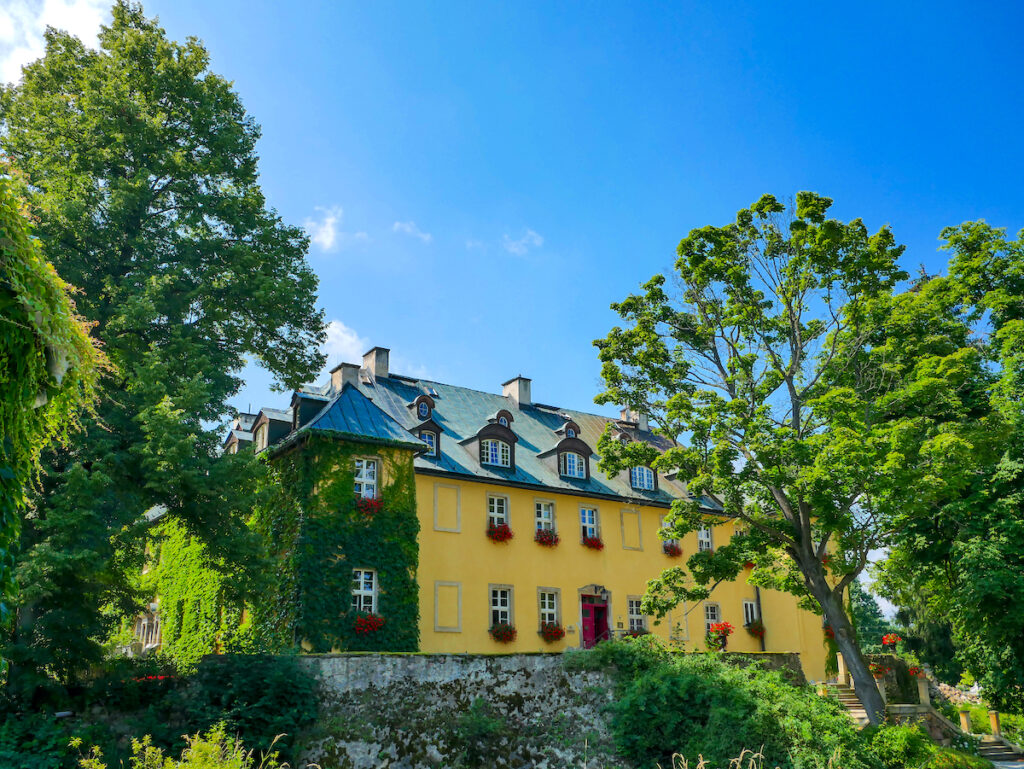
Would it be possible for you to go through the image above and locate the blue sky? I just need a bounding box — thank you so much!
[5,1,1024,420]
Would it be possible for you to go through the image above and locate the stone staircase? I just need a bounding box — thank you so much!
[977,736,1024,765]
[827,683,870,727]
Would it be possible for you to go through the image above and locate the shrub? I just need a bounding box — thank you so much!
[75,723,284,769]
[868,723,935,769]
[567,637,878,769]
[452,698,507,767]
[923,748,994,769]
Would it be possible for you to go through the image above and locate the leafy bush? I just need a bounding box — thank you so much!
[566,637,879,769]
[452,698,508,766]
[75,723,284,769]
[868,723,935,769]
[923,748,993,769]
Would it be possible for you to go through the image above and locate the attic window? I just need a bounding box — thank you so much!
[420,430,437,457]
[630,466,655,491]
[481,439,510,468]
[498,416,509,427]
[254,424,268,452]
[566,427,576,438]
[418,402,430,418]
[559,452,586,479]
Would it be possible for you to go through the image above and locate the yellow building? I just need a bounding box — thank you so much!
[239,346,828,680]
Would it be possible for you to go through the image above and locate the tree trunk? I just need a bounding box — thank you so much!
[820,589,886,725]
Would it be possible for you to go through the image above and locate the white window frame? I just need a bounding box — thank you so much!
[535,500,555,532]
[743,599,758,626]
[659,515,679,547]
[538,589,559,626]
[630,466,655,490]
[481,439,510,467]
[704,602,721,633]
[559,451,586,479]
[697,526,714,552]
[628,597,647,632]
[354,457,378,498]
[487,494,509,527]
[420,430,437,456]
[490,585,513,626]
[352,568,377,614]
[580,506,599,540]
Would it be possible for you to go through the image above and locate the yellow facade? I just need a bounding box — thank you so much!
[415,474,829,680]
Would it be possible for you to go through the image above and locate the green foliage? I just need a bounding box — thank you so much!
[249,435,420,652]
[867,723,935,769]
[593,191,991,723]
[567,637,878,769]
[850,582,897,654]
[0,177,102,639]
[923,749,993,769]
[75,723,284,769]
[452,698,508,767]
[0,1,324,699]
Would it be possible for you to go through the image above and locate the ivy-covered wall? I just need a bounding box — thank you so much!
[250,433,420,653]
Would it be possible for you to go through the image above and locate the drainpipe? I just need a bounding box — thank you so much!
[754,586,766,652]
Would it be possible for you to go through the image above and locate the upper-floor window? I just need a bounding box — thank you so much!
[488,495,508,526]
[630,466,655,490]
[418,401,430,418]
[704,602,721,633]
[420,431,437,457]
[354,458,378,498]
[490,586,512,625]
[580,507,598,540]
[559,452,586,479]
[628,598,647,632]
[660,515,679,548]
[697,526,714,552]
[743,599,758,626]
[566,427,576,438]
[352,568,377,613]
[254,424,268,451]
[481,439,510,468]
[539,590,559,626]
[535,501,555,532]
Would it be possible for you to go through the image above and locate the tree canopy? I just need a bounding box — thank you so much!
[0,1,324,697]
[594,192,988,724]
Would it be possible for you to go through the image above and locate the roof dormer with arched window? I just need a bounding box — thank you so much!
[472,410,518,471]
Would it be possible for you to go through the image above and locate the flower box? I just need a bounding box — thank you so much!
[581,535,604,550]
[663,542,683,557]
[354,613,385,635]
[706,621,734,650]
[489,622,517,643]
[534,529,560,547]
[908,665,924,677]
[869,662,890,677]
[745,619,765,639]
[355,497,383,516]
[486,523,514,542]
[539,622,565,643]
[881,633,902,647]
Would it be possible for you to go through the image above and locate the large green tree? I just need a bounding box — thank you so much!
[594,193,985,724]
[875,222,1024,711]
[0,2,324,698]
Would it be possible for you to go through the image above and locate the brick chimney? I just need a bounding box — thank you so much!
[362,347,390,380]
[502,375,531,407]
[330,362,360,393]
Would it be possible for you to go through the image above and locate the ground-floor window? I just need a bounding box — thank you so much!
[627,597,646,632]
[539,590,559,626]
[352,568,377,613]
[490,586,512,625]
[704,602,721,633]
[743,599,758,626]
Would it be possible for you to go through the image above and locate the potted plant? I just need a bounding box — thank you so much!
[869,662,890,678]
[581,535,604,550]
[489,622,517,643]
[908,665,924,678]
[745,618,765,640]
[881,633,902,648]
[355,496,383,515]
[534,529,560,547]
[539,622,565,643]
[486,522,514,542]
[706,621,734,651]
[354,613,385,635]
[663,542,683,557]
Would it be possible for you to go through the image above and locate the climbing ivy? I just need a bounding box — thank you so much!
[251,433,420,652]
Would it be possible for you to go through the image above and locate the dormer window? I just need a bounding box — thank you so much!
[254,424,268,451]
[566,427,576,438]
[498,416,509,427]
[630,466,655,491]
[418,402,430,419]
[420,430,437,457]
[559,452,586,479]
[481,439,510,468]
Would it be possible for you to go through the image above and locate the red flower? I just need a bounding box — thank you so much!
[354,613,385,634]
[869,662,891,677]
[745,619,766,638]
[663,542,683,557]
[706,621,734,650]
[356,497,383,516]
[744,561,755,569]
[540,622,565,642]
[823,625,835,639]
[490,622,517,643]
[534,529,560,547]
[908,666,924,677]
[581,535,604,550]
[486,523,514,542]
[882,633,902,647]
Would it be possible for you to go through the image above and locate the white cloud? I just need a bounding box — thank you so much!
[392,220,432,243]
[503,229,544,256]
[322,320,370,367]
[303,206,368,253]
[0,0,108,85]
[465,239,486,250]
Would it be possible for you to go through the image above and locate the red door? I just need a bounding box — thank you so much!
[581,604,596,648]
[581,598,609,648]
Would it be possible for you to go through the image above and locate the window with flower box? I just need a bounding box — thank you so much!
[490,585,513,626]
[704,602,721,633]
[697,526,714,552]
[354,458,378,498]
[352,569,377,614]
[488,494,509,527]
[538,589,559,626]
[660,515,679,548]
[743,600,758,626]
[481,439,510,468]
[628,597,647,632]
[579,507,599,540]
[535,500,555,532]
